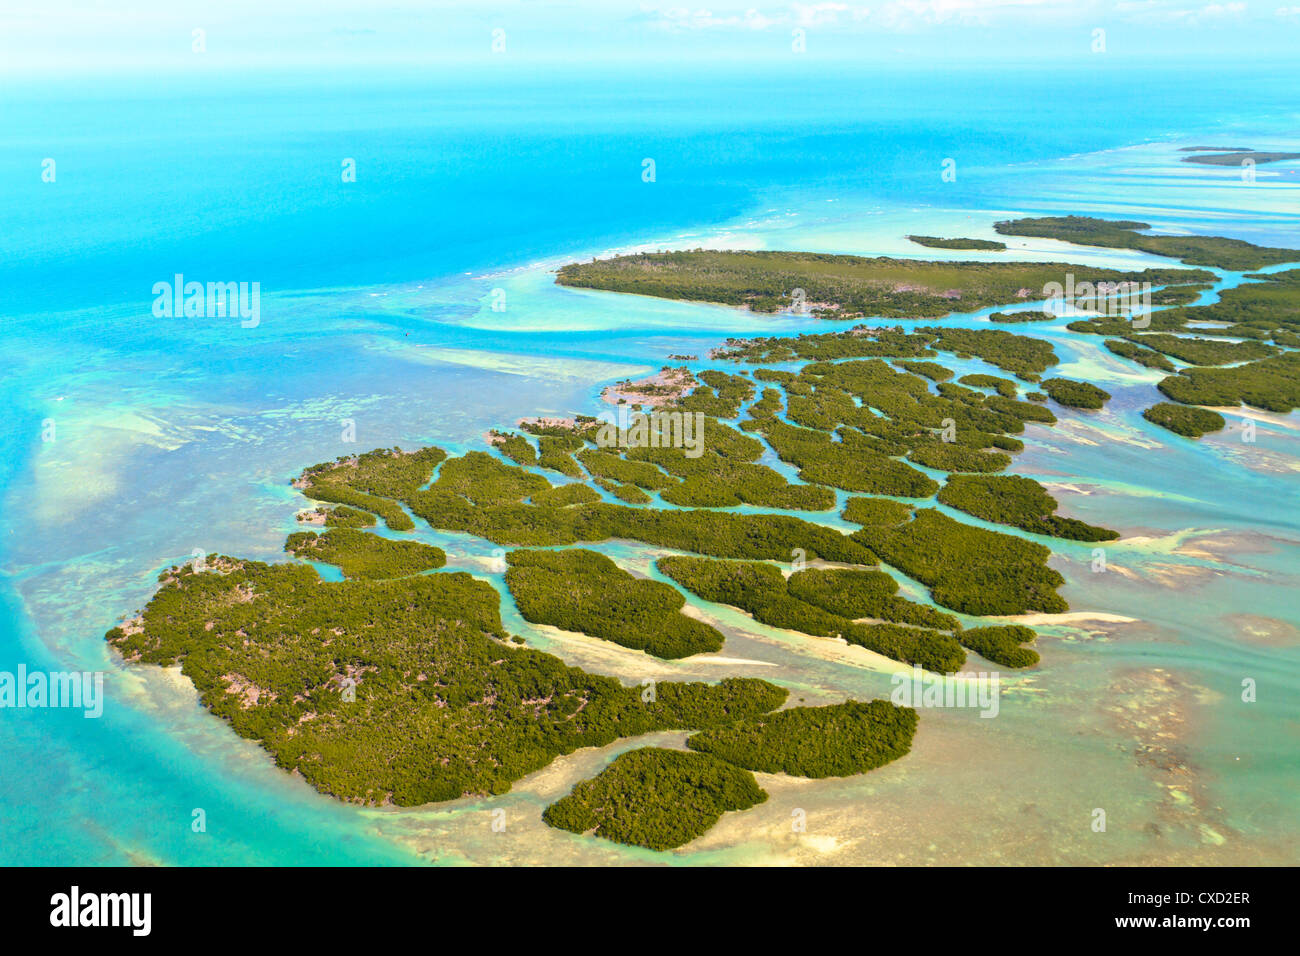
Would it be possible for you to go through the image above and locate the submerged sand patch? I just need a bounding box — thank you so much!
[1205,405,1300,431]
[994,611,1137,627]
[1221,613,1300,648]
[1100,667,1230,848]
[1142,562,1223,588]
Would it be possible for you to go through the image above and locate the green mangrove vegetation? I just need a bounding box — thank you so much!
[537,434,584,477]
[677,369,754,417]
[1142,402,1228,438]
[1150,283,1213,307]
[735,353,1065,494]
[115,221,1237,847]
[542,748,768,851]
[959,373,1019,397]
[988,311,1054,323]
[1054,256,1299,432]
[577,447,676,491]
[958,625,1040,668]
[530,482,603,508]
[1128,333,1277,366]
[714,326,934,363]
[285,528,447,579]
[686,699,918,778]
[850,508,1068,615]
[107,558,788,806]
[936,474,1119,541]
[894,359,953,381]
[597,479,652,504]
[922,327,1059,378]
[786,567,960,630]
[547,696,926,849]
[658,555,967,673]
[505,548,725,659]
[410,492,875,562]
[1070,270,1300,342]
[490,431,539,467]
[1104,338,1176,371]
[907,443,1011,473]
[1157,351,1300,413]
[1181,147,1300,166]
[297,505,378,529]
[754,417,941,497]
[1040,378,1111,409]
[298,446,446,531]
[617,415,837,511]
[842,496,914,526]
[557,248,1195,320]
[994,215,1296,271]
[906,235,1006,250]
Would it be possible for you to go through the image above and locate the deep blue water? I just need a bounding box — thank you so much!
[7,62,1299,314]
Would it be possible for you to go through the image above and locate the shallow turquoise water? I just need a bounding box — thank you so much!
[2,62,1298,865]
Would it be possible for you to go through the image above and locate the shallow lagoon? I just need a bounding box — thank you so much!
[2,67,1298,865]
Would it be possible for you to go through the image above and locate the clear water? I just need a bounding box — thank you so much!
[2,61,1297,865]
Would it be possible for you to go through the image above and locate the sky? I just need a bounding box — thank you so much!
[1,1,1298,74]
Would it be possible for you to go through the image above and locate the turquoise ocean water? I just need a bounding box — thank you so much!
[2,61,1297,864]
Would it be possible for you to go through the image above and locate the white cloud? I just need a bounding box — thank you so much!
[642,1,871,29]
[793,3,863,26]
[875,0,1073,29]
[1115,0,1248,23]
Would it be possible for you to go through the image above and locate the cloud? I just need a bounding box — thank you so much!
[1114,0,1248,23]
[1191,2,1247,17]
[641,2,870,30]
[793,2,870,26]
[641,0,1263,33]
[872,0,1077,29]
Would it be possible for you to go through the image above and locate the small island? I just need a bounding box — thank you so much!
[1039,377,1112,410]
[1180,147,1300,166]
[1142,402,1227,438]
[600,366,697,407]
[907,235,1006,251]
[994,215,1297,271]
[542,748,769,850]
[544,698,919,850]
[988,310,1054,323]
[556,248,1203,320]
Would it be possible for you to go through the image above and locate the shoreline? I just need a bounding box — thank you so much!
[1204,405,1300,431]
